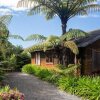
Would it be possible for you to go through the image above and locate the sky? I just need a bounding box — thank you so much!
[0,0,100,48]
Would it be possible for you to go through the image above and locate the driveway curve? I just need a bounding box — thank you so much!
[5,72,81,100]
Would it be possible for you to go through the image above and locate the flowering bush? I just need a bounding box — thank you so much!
[0,86,24,100]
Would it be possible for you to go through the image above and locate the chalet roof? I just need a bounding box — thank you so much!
[76,29,100,47]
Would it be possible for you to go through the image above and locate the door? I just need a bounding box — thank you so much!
[36,52,40,65]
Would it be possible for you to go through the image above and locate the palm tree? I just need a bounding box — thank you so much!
[24,29,87,65]
[18,0,100,35]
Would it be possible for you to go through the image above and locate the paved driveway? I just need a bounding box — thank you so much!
[5,73,81,100]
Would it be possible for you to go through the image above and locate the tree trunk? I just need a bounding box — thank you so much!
[61,18,67,35]
[60,18,69,66]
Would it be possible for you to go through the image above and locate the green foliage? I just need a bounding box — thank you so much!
[55,64,65,70]
[22,64,36,74]
[62,64,80,76]
[0,86,24,100]
[75,76,100,100]
[24,29,87,54]
[38,69,53,80]
[18,0,100,19]
[57,76,78,94]
[0,15,12,26]
[22,64,53,80]
[0,68,4,82]
[61,29,88,41]
[22,64,100,100]
[18,0,100,35]
[0,45,31,71]
[0,22,9,40]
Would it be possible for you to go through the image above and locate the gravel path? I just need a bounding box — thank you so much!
[5,72,81,100]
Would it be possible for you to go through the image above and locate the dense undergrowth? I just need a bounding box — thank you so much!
[22,64,100,100]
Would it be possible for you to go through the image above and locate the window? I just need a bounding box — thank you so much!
[46,53,53,63]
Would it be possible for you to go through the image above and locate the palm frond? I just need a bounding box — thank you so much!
[61,29,88,41]
[80,4,100,13]
[18,0,100,21]
[0,15,13,26]
[64,41,79,55]
[24,41,53,52]
[9,34,24,40]
[25,34,46,41]
[46,35,60,45]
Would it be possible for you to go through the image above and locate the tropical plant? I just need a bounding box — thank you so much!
[18,0,100,34]
[0,15,23,61]
[0,15,25,71]
[25,29,87,55]
[0,15,24,41]
[24,29,88,66]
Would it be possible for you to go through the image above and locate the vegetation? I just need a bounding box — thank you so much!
[0,86,24,100]
[0,15,30,71]
[18,0,100,34]
[22,64,100,100]
[24,29,87,66]
[0,45,31,71]
[0,68,5,86]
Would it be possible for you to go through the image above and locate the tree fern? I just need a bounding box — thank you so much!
[24,29,87,54]
[18,0,100,34]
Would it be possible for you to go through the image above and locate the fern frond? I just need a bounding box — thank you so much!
[64,41,79,55]
[9,34,24,40]
[61,29,88,41]
[25,34,46,41]
[0,15,12,26]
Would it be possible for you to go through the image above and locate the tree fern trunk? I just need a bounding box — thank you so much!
[61,18,67,35]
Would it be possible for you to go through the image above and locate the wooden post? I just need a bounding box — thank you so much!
[74,55,77,65]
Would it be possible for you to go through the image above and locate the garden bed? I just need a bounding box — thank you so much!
[22,64,100,100]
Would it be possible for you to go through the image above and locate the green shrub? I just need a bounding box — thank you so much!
[22,64,54,80]
[61,64,80,76]
[57,76,78,94]
[48,74,61,84]
[38,69,53,80]
[75,76,100,100]
[22,64,35,74]
[22,64,100,100]
[55,64,65,69]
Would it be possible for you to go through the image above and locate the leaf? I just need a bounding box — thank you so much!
[64,41,79,54]
[9,34,24,40]
[61,29,88,41]
[0,15,12,26]
[25,34,46,41]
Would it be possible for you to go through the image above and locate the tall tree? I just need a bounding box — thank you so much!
[18,0,100,34]
[0,15,24,61]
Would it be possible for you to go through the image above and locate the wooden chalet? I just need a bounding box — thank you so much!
[28,29,100,75]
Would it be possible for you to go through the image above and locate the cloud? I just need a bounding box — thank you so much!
[0,0,27,15]
[77,14,100,18]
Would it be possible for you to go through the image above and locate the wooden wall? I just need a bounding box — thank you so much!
[31,51,59,67]
[81,39,100,75]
